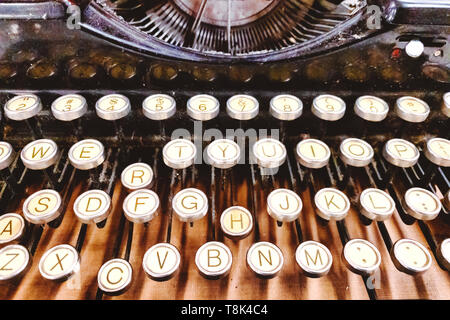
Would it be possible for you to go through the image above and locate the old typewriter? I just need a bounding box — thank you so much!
[0,0,448,301]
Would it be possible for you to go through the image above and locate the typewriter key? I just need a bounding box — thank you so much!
[339,138,374,167]
[142,94,176,121]
[0,244,31,281]
[226,94,259,120]
[123,189,160,224]
[205,139,240,169]
[404,187,441,221]
[342,239,381,275]
[187,94,220,121]
[172,188,208,222]
[73,190,112,224]
[51,94,87,121]
[395,96,430,123]
[23,189,62,225]
[252,138,287,169]
[95,94,131,121]
[295,241,332,278]
[121,162,154,191]
[354,96,389,122]
[220,206,253,239]
[443,92,450,117]
[21,139,58,170]
[438,238,450,271]
[311,94,346,121]
[163,139,196,169]
[383,138,420,168]
[0,141,15,171]
[68,139,105,170]
[391,238,432,275]
[424,137,450,168]
[314,188,350,221]
[143,243,181,281]
[247,242,284,278]
[38,244,80,281]
[195,241,232,279]
[97,258,133,295]
[267,189,302,222]
[269,94,303,121]
[359,188,395,221]
[295,139,330,169]
[4,94,42,121]
[0,214,25,246]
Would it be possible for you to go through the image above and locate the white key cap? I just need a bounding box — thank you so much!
[21,139,58,170]
[0,142,15,171]
[220,206,253,239]
[38,244,80,281]
[4,94,42,121]
[252,138,286,169]
[0,244,31,281]
[295,139,330,169]
[269,94,303,121]
[68,139,105,170]
[267,188,302,222]
[395,96,430,123]
[162,139,196,169]
[172,188,208,222]
[97,258,133,295]
[95,94,131,121]
[143,243,181,281]
[246,241,284,278]
[339,138,374,167]
[295,240,333,278]
[382,138,419,168]
[424,137,450,167]
[73,189,112,224]
[121,162,154,191]
[354,95,389,122]
[23,189,62,224]
[312,94,346,121]
[359,188,395,221]
[142,94,176,120]
[391,239,432,274]
[342,239,381,275]
[314,188,350,221]
[0,214,26,246]
[226,94,259,120]
[205,139,240,169]
[404,187,441,221]
[51,94,87,121]
[195,241,232,279]
[123,189,159,224]
[187,94,219,121]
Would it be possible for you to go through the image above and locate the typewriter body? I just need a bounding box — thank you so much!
[0,0,449,300]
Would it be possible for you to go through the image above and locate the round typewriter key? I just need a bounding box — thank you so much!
[172,188,208,222]
[0,142,15,171]
[269,94,303,121]
[143,243,181,281]
[391,239,432,275]
[163,139,196,169]
[247,242,284,278]
[205,139,240,169]
[220,206,253,239]
[73,189,112,224]
[359,188,395,221]
[142,94,176,121]
[123,189,159,224]
[404,187,441,221]
[252,138,286,169]
[438,239,450,271]
[0,214,25,246]
[395,96,430,123]
[95,94,131,121]
[354,95,389,122]
[424,137,450,167]
[342,239,381,275]
[226,94,259,120]
[443,92,450,117]
[21,139,58,170]
[187,94,220,121]
[405,39,424,58]
[38,244,80,281]
[383,138,420,168]
[295,241,332,278]
[314,188,350,221]
[195,241,232,279]
[97,258,133,295]
[23,189,62,225]
[339,138,374,167]
[267,189,302,222]
[0,244,31,281]
[68,139,105,170]
[295,139,330,169]
[121,162,154,191]
[51,94,87,121]
[311,94,346,121]
[4,94,42,121]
